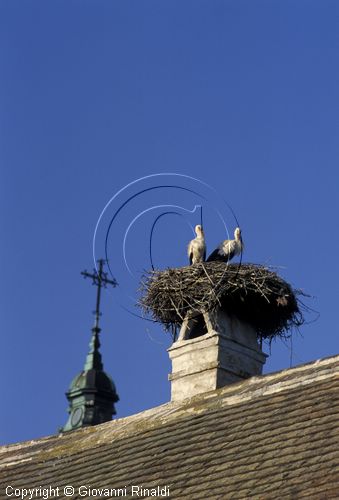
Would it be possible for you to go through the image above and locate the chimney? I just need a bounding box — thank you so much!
[168,309,267,401]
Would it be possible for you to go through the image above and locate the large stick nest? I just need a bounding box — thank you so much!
[139,262,306,340]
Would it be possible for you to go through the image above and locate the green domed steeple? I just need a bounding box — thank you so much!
[62,260,119,432]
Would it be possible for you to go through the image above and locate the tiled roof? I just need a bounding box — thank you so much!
[1,355,339,499]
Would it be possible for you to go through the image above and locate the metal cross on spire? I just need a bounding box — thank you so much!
[81,259,117,329]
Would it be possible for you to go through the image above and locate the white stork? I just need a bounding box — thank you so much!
[207,227,243,263]
[187,225,206,265]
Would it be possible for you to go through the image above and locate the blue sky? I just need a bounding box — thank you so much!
[1,1,339,444]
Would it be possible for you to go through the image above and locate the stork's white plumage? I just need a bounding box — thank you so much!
[187,225,206,265]
[207,227,243,263]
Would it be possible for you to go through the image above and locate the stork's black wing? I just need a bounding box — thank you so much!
[207,246,235,263]
[189,252,193,265]
[206,248,223,262]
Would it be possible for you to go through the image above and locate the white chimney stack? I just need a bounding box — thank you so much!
[168,309,267,401]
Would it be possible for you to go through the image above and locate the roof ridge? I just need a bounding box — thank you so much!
[1,353,338,460]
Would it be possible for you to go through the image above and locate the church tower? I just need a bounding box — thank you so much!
[62,259,119,432]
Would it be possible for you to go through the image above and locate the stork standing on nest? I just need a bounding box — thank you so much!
[187,225,206,265]
[207,227,243,263]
